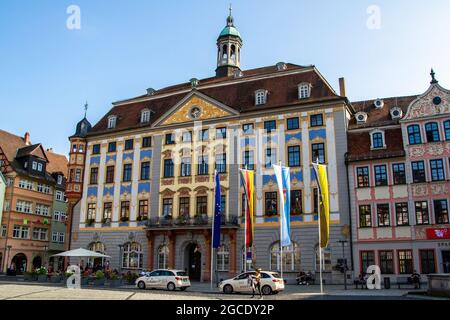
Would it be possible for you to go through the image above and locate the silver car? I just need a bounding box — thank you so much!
[135,269,191,291]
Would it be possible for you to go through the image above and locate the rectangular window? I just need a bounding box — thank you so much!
[103,202,112,220]
[265,148,276,169]
[415,201,430,225]
[360,251,375,274]
[290,190,302,215]
[311,143,325,163]
[18,179,33,190]
[16,200,32,213]
[445,121,450,141]
[142,136,152,148]
[182,131,192,142]
[108,142,116,153]
[179,197,190,216]
[92,144,101,154]
[310,114,323,127]
[120,201,130,219]
[138,200,148,218]
[163,159,174,178]
[140,161,151,180]
[287,117,299,130]
[395,202,409,226]
[430,159,445,181]
[379,251,394,274]
[434,199,449,224]
[392,163,406,185]
[288,146,301,167]
[52,232,58,242]
[123,163,132,182]
[313,188,319,214]
[359,205,372,228]
[357,167,370,187]
[243,151,254,170]
[408,125,422,145]
[221,195,226,215]
[87,203,96,221]
[165,133,175,145]
[215,154,226,173]
[371,132,384,149]
[264,120,276,133]
[199,129,209,141]
[181,158,191,177]
[377,204,390,227]
[242,123,254,135]
[35,204,50,216]
[53,211,60,221]
[162,198,173,217]
[90,167,98,185]
[216,127,227,139]
[105,166,115,184]
[198,155,209,175]
[411,161,426,183]
[374,165,388,186]
[196,196,208,215]
[425,122,440,142]
[55,191,64,202]
[420,250,436,274]
[398,250,413,274]
[124,139,134,150]
[32,228,48,241]
[265,192,278,216]
[58,232,65,243]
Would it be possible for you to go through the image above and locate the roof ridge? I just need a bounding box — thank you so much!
[352,94,419,104]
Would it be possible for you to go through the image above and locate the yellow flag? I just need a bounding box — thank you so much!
[314,163,330,248]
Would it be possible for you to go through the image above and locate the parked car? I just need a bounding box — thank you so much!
[135,269,190,291]
[218,271,285,295]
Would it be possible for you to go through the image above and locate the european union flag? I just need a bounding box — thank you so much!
[212,170,222,248]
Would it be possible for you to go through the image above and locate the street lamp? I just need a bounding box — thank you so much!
[337,240,348,290]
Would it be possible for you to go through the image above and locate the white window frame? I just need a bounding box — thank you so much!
[255,89,268,106]
[16,200,32,213]
[141,109,151,123]
[217,245,230,271]
[32,161,37,170]
[58,232,65,243]
[52,232,58,242]
[298,83,312,99]
[53,211,60,221]
[370,129,387,150]
[57,175,63,185]
[107,115,117,129]
[1,225,7,237]
[56,190,64,201]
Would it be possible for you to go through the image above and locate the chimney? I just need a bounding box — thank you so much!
[24,132,31,146]
[339,77,346,97]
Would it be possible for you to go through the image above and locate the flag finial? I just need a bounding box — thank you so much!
[430,68,438,84]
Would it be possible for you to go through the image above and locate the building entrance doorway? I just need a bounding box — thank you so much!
[11,253,27,274]
[187,243,201,281]
[442,251,450,273]
[32,256,42,270]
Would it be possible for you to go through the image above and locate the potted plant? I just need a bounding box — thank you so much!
[50,272,62,283]
[36,267,48,282]
[24,271,37,281]
[124,272,139,285]
[107,273,121,288]
[94,270,105,286]
[81,271,90,286]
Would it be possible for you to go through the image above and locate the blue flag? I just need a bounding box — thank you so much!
[213,170,222,248]
[273,164,292,247]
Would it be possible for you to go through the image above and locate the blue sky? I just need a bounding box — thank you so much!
[0,0,449,155]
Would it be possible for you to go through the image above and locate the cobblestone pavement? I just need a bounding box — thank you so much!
[0,281,441,300]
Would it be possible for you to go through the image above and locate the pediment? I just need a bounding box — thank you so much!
[403,84,450,121]
[152,90,239,127]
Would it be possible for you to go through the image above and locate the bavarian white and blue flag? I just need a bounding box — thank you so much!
[273,164,292,247]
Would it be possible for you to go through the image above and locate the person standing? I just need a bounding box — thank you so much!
[411,270,421,289]
[251,268,263,299]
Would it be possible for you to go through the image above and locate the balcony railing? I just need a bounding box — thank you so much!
[146,214,239,229]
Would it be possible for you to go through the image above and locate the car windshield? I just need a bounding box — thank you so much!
[176,271,187,277]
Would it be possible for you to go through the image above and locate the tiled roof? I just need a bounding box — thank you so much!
[89,64,343,135]
[45,149,68,176]
[0,129,28,162]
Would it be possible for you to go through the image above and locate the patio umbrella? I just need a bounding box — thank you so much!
[51,248,110,258]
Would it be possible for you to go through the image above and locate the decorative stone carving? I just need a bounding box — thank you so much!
[431,183,448,196]
[161,178,174,186]
[404,85,450,120]
[412,184,428,197]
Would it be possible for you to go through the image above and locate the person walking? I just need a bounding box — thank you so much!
[251,268,263,299]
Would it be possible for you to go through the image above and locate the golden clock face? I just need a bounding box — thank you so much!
[189,106,202,119]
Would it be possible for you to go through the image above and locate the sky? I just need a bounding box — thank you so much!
[0,0,449,156]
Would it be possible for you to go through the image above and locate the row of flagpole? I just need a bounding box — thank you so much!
[209,159,330,294]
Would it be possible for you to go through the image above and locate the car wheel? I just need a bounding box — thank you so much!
[167,282,176,291]
[180,287,187,291]
[262,285,272,295]
[223,284,233,294]
[138,281,146,290]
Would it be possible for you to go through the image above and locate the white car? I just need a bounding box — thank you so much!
[219,271,285,295]
[135,269,191,291]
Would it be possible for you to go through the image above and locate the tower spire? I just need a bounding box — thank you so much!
[84,101,88,118]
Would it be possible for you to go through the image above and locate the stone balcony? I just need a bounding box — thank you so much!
[145,214,239,230]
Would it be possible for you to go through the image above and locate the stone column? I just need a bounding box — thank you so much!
[203,230,212,282]
[229,230,237,278]
[168,231,176,269]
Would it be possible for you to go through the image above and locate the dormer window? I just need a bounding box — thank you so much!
[390,107,403,120]
[141,109,151,123]
[255,90,268,106]
[107,115,117,129]
[298,83,311,99]
[57,175,63,185]
[355,112,368,124]
[370,130,386,150]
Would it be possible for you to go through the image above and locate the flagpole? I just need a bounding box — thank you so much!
[278,161,283,280]
[316,158,324,295]
[210,171,215,290]
[243,166,247,273]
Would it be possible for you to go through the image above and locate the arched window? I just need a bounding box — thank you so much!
[107,115,117,129]
[217,245,230,271]
[425,122,440,142]
[298,83,311,99]
[88,242,106,269]
[241,246,256,272]
[407,125,422,145]
[255,89,267,106]
[122,242,143,269]
[315,245,332,272]
[230,45,236,63]
[141,109,150,123]
[222,45,228,60]
[158,245,169,269]
[89,241,105,253]
[269,242,301,272]
[444,120,450,141]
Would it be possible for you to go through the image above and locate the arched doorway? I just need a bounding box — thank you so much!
[186,243,201,281]
[12,253,27,274]
[32,256,42,270]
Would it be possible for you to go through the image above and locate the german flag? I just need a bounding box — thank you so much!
[240,169,255,248]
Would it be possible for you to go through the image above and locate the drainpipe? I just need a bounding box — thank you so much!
[344,152,355,272]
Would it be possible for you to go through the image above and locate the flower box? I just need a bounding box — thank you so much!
[50,275,62,283]
[94,278,106,286]
[37,275,48,282]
